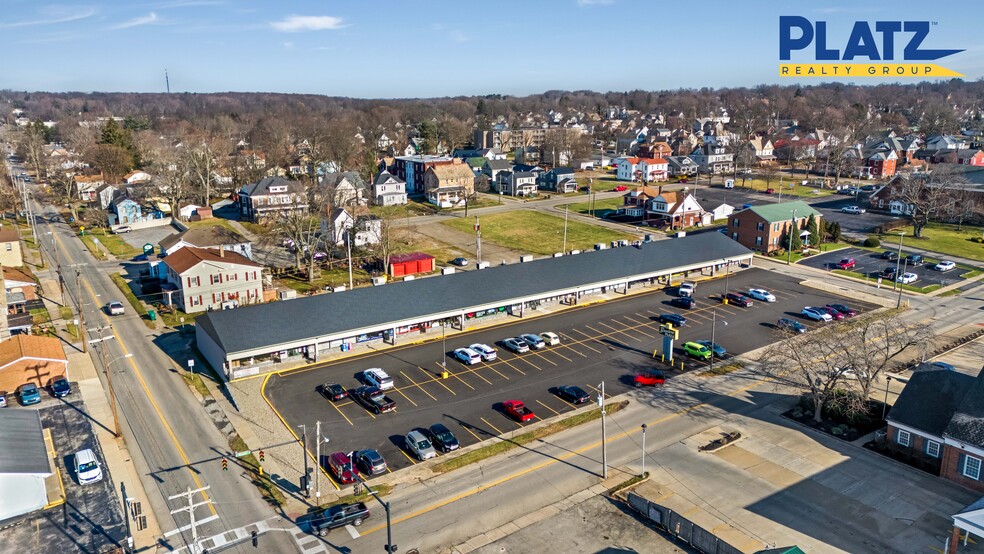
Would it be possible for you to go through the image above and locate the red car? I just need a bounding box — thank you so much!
[611,185,628,192]
[634,370,666,387]
[765,188,776,194]
[502,400,536,422]
[834,258,856,270]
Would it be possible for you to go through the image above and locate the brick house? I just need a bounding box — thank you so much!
[161,246,264,313]
[0,335,68,392]
[886,366,984,493]
[646,192,705,230]
[726,200,821,253]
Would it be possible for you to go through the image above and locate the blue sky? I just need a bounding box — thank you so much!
[1,0,980,97]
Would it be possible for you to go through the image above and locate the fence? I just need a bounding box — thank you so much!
[627,492,746,554]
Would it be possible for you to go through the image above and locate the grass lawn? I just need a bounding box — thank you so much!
[560,197,625,218]
[88,229,142,258]
[277,267,372,294]
[79,234,107,260]
[732,178,836,198]
[370,199,437,219]
[886,223,984,263]
[442,211,636,256]
[157,307,201,328]
[185,218,238,232]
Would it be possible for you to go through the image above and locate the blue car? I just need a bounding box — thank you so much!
[694,340,727,358]
[658,313,687,327]
[19,383,41,405]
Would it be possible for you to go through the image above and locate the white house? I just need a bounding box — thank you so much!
[324,206,382,247]
[161,246,264,313]
[703,203,735,224]
[637,158,669,182]
[372,171,407,206]
[616,157,642,181]
[124,171,153,184]
[497,171,538,196]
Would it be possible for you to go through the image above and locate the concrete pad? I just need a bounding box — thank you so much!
[464,534,492,550]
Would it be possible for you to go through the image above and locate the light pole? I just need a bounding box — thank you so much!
[562,206,569,254]
[298,424,309,498]
[88,331,130,438]
[599,381,607,479]
[896,258,908,309]
[882,375,893,421]
[786,209,798,265]
[640,424,647,476]
[894,232,905,305]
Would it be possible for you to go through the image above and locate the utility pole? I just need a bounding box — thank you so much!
[894,232,905,302]
[599,381,607,479]
[355,475,397,553]
[475,216,482,264]
[72,265,88,353]
[299,425,310,498]
[346,229,353,290]
[88,327,121,437]
[562,206,569,254]
[641,424,647,476]
[168,486,212,554]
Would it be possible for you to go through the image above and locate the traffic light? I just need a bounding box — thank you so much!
[221,458,228,471]
[258,450,265,462]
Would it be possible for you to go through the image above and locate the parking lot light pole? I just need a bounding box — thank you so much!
[640,424,647,476]
[708,311,727,376]
[894,232,905,307]
[599,381,607,479]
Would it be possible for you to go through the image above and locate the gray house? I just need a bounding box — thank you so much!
[239,177,308,223]
[667,156,699,177]
[160,226,253,259]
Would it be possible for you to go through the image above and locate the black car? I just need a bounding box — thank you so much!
[670,297,695,309]
[724,292,752,307]
[881,251,899,261]
[317,383,348,402]
[658,313,687,326]
[905,253,923,264]
[50,377,71,398]
[354,449,387,476]
[556,385,590,404]
[427,423,460,452]
[882,266,899,279]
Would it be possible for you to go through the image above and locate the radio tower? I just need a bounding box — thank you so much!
[165,69,170,93]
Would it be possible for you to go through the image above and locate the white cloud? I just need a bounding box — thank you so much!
[450,30,467,43]
[113,12,159,30]
[577,0,614,5]
[270,15,344,32]
[0,6,96,28]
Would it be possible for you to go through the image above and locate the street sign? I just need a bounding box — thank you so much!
[234,450,251,457]
[188,359,195,369]
[143,243,154,254]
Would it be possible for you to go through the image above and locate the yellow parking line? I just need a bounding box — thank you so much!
[327,398,355,426]
[543,347,572,362]
[462,363,494,385]
[567,329,602,353]
[528,348,558,366]
[418,366,457,395]
[494,356,527,376]
[436,362,475,390]
[556,335,588,357]
[536,399,562,416]
[460,424,484,442]
[399,449,417,464]
[619,317,655,337]
[400,370,438,401]
[480,362,510,380]
[390,386,419,407]
[595,321,642,342]
[480,417,506,435]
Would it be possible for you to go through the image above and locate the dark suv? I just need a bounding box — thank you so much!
[881,251,899,261]
[724,292,752,307]
[309,503,370,536]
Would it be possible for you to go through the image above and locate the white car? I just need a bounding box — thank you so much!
[540,332,560,346]
[840,206,866,214]
[801,307,833,322]
[106,301,125,316]
[897,272,918,284]
[362,368,394,390]
[469,343,497,361]
[747,288,776,302]
[453,347,481,365]
[833,366,870,381]
[934,261,956,272]
[74,449,104,485]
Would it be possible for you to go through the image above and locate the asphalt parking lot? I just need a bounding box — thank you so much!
[119,224,178,252]
[263,268,877,485]
[799,246,974,289]
[810,194,902,237]
[0,398,127,553]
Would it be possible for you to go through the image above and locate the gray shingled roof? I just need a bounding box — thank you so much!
[944,370,984,447]
[888,369,975,437]
[241,176,304,196]
[197,233,752,356]
[0,410,50,475]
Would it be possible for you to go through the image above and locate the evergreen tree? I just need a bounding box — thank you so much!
[99,119,140,169]
[806,214,819,247]
[789,222,803,250]
[829,221,842,243]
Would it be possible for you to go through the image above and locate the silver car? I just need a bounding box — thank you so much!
[406,430,437,461]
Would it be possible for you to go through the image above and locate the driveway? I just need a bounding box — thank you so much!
[810,195,902,238]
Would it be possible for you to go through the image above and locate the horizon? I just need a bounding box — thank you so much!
[1,1,980,97]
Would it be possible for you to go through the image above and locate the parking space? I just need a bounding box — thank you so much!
[118,224,177,251]
[799,247,974,289]
[263,268,878,483]
[0,399,127,553]
[810,195,902,237]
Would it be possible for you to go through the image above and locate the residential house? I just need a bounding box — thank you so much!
[123,171,152,185]
[178,204,202,221]
[423,159,475,207]
[161,246,264,313]
[925,135,969,151]
[705,203,735,224]
[539,167,577,191]
[235,149,267,169]
[110,196,143,225]
[747,137,776,164]
[647,191,705,229]
[160,226,253,259]
[844,147,898,179]
[616,158,641,181]
[321,172,368,207]
[726,200,821,253]
[638,158,669,182]
[618,186,663,217]
[95,184,119,210]
[238,177,308,223]
[514,146,541,165]
[5,266,38,335]
[497,171,538,197]
[482,159,513,183]
[372,171,408,206]
[0,410,52,522]
[637,142,673,160]
[690,144,734,174]
[393,155,455,195]
[666,156,699,178]
[885,366,984,493]
[0,227,23,267]
[0,334,68,392]
[957,149,984,166]
[72,173,105,202]
[324,206,381,247]
[555,177,578,193]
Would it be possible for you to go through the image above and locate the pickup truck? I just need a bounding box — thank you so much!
[502,400,535,422]
[309,502,371,536]
[353,386,396,414]
[678,281,696,297]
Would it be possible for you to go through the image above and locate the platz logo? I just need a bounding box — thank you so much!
[778,16,964,78]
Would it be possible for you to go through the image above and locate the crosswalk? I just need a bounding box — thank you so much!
[166,516,361,554]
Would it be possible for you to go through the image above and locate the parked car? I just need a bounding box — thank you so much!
[113,226,132,234]
[881,266,899,279]
[502,400,536,422]
[18,383,41,405]
[453,347,482,365]
[801,307,833,322]
[818,306,845,321]
[74,448,104,485]
[670,296,695,309]
[694,340,727,358]
[776,318,807,334]
[611,185,628,192]
[555,385,590,404]
[519,333,546,350]
[450,257,469,267]
[677,281,696,297]
[0,392,6,408]
[765,188,776,194]
[881,251,899,261]
[723,292,752,307]
[352,386,396,414]
[540,332,560,346]
[747,288,776,302]
[354,449,387,476]
[682,341,712,360]
[362,368,393,390]
[657,313,687,326]
[317,383,348,402]
[825,303,857,317]
[50,377,71,398]
[634,370,666,387]
[840,206,866,214]
[427,423,460,452]
[406,430,438,460]
[502,338,529,354]
[106,301,125,316]
[309,503,370,536]
[934,261,956,272]
[833,258,856,270]
[897,272,918,284]
[905,254,923,264]
[327,451,360,484]
[834,366,870,380]
[469,343,497,361]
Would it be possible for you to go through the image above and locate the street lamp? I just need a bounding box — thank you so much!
[640,424,647,476]
[708,311,727,376]
[894,232,905,306]
[786,209,798,265]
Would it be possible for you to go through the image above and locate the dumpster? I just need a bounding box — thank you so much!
[148,310,157,321]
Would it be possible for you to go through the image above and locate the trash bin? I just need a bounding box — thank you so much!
[148,310,157,321]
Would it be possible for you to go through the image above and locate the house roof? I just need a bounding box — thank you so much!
[196,232,753,356]
[745,201,821,223]
[0,410,50,475]
[428,162,476,182]
[944,369,984,447]
[163,246,260,275]
[389,252,435,264]
[888,369,975,437]
[0,334,67,368]
[160,226,249,251]
[666,156,696,167]
[484,159,512,171]
[512,171,535,179]
[241,176,304,196]
[3,266,35,286]
[639,157,668,165]
[373,171,404,186]
[322,172,367,190]
[0,227,18,243]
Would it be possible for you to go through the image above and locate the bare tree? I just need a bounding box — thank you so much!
[185,135,223,205]
[891,167,967,237]
[87,143,132,182]
[19,120,47,182]
[146,143,192,217]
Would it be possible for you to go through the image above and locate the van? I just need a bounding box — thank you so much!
[74,449,104,485]
[362,368,393,390]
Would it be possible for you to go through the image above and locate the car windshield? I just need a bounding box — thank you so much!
[78,461,97,472]
[417,439,432,449]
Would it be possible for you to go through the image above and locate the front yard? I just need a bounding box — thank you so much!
[560,197,625,218]
[884,223,984,263]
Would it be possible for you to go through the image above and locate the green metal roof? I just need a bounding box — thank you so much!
[747,200,820,223]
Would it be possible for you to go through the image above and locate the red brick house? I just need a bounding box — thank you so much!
[885,366,984,493]
[725,200,821,253]
[958,149,984,166]
[646,191,705,230]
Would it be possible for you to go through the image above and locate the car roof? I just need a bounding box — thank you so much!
[329,451,350,462]
[407,429,426,439]
[430,423,451,432]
